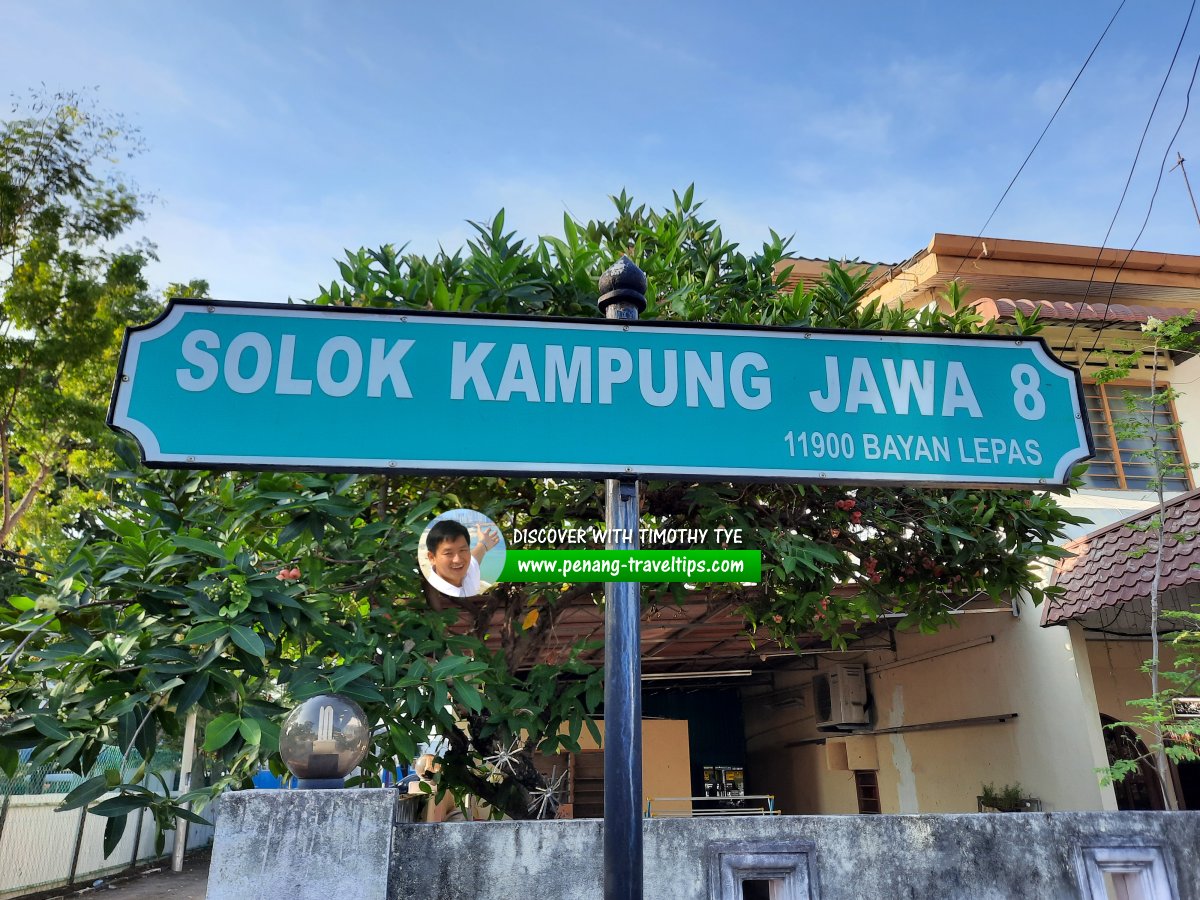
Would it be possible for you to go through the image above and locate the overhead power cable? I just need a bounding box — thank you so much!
[1081,48,1200,359]
[953,0,1128,278]
[1063,0,1198,350]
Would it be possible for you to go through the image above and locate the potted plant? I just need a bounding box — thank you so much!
[978,782,1042,812]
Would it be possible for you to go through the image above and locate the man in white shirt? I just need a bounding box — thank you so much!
[424,518,500,597]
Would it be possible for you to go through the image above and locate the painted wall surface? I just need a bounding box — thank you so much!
[1088,636,1180,732]
[577,718,691,813]
[1172,353,1200,465]
[743,606,1116,815]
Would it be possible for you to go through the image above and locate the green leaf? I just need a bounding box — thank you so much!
[203,713,240,751]
[92,794,154,817]
[278,515,313,546]
[182,622,228,645]
[330,661,374,690]
[237,718,261,745]
[403,497,440,526]
[453,680,483,714]
[229,624,265,657]
[0,745,18,778]
[433,655,472,679]
[175,536,228,560]
[134,710,157,762]
[97,513,142,541]
[389,726,417,762]
[103,814,128,858]
[168,805,211,826]
[338,680,386,704]
[57,775,110,812]
[174,672,210,714]
[32,715,71,741]
[290,676,333,701]
[258,719,281,753]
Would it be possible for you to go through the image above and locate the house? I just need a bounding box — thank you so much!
[527,233,1200,819]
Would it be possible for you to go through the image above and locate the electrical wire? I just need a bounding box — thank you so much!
[1080,47,1200,359]
[1063,0,1198,349]
[953,0,1128,279]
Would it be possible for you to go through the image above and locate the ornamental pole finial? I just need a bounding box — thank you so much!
[597,255,647,313]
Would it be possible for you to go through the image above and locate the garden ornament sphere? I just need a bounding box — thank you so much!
[279,694,370,787]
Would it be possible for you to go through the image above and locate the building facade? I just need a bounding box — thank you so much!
[737,234,1200,815]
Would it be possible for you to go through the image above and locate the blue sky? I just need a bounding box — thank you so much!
[5,1,1200,301]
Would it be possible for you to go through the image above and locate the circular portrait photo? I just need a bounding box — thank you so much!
[418,509,507,598]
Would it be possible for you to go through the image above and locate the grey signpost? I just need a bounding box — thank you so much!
[597,258,647,900]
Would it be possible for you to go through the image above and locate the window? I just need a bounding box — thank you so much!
[1082,382,1191,491]
[854,770,881,814]
[570,750,604,818]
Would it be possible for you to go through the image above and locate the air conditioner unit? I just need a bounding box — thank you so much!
[812,664,869,731]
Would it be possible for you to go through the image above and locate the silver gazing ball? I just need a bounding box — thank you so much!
[279,694,370,780]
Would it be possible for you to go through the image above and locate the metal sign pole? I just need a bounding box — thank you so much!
[598,257,646,900]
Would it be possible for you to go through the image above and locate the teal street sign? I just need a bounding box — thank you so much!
[109,299,1093,487]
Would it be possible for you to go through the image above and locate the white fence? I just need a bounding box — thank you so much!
[0,792,214,899]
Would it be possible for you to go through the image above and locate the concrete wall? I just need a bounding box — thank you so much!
[743,606,1117,816]
[389,813,1200,899]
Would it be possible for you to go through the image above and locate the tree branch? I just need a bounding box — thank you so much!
[0,461,51,547]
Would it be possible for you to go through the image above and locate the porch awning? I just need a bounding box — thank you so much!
[1043,488,1200,626]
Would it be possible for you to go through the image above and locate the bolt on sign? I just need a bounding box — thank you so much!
[109,300,1092,486]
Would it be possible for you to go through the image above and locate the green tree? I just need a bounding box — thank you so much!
[0,189,1086,848]
[0,91,158,555]
[1095,314,1200,809]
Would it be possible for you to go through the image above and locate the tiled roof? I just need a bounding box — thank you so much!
[974,297,1196,328]
[1043,489,1200,625]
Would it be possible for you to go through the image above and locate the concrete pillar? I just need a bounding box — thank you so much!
[207,789,409,900]
[1000,605,1117,810]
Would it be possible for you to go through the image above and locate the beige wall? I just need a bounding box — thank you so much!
[579,718,691,812]
[1088,636,1179,735]
[743,606,1117,815]
[1171,353,1200,467]
[1087,636,1186,808]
